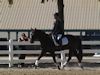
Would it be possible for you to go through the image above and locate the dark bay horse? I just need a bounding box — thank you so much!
[30,29,83,69]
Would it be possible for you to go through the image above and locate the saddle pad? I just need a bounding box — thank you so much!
[51,35,69,46]
[62,37,68,45]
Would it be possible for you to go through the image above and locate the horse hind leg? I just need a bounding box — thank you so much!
[74,49,83,69]
[77,53,84,69]
[77,38,84,69]
[50,52,60,70]
[77,44,83,69]
[67,49,73,63]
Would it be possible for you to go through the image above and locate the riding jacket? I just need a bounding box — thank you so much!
[52,20,64,37]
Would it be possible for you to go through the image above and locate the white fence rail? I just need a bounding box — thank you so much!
[0,39,100,68]
[0,39,66,68]
[0,39,40,67]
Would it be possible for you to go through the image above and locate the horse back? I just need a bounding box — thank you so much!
[64,34,82,48]
[65,34,81,41]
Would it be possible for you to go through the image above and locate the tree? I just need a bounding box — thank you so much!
[8,0,13,5]
[41,0,64,30]
[8,0,13,8]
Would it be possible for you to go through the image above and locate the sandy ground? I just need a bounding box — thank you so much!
[0,68,100,75]
[0,57,100,75]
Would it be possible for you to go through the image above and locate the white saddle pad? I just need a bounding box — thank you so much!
[62,37,68,45]
[52,35,69,46]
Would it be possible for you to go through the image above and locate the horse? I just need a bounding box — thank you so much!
[30,28,83,69]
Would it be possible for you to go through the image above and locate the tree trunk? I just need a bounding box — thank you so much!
[57,0,64,29]
[8,0,13,5]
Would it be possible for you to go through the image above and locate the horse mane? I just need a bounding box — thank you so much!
[35,29,49,37]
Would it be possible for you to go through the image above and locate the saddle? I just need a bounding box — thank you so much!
[51,34,69,46]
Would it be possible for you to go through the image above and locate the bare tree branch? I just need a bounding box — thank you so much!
[8,0,13,5]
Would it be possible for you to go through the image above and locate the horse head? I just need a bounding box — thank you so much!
[30,28,46,43]
[30,28,37,43]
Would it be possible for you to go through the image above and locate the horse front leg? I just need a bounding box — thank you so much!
[34,51,46,69]
[50,52,60,70]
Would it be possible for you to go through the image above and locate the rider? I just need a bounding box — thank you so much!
[51,12,64,45]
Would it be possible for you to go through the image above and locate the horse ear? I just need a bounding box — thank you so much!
[30,28,34,33]
[35,28,37,30]
[31,28,34,31]
[31,28,33,30]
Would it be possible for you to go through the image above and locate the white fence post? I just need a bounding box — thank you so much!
[9,39,13,67]
[60,51,66,68]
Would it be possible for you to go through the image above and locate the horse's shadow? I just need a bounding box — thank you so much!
[82,62,100,68]
[0,62,100,69]
[32,62,100,69]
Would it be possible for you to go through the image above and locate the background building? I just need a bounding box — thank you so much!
[0,0,99,30]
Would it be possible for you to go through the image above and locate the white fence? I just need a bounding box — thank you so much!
[0,39,100,68]
[0,39,68,68]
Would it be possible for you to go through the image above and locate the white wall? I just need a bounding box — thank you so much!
[64,0,99,29]
[0,0,57,29]
[0,0,99,29]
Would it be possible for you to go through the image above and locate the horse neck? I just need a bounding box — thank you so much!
[37,30,54,49]
[37,31,48,44]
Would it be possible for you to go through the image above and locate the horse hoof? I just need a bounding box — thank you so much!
[80,66,84,70]
[78,63,84,70]
[31,65,34,67]
[18,64,22,68]
[34,65,38,69]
